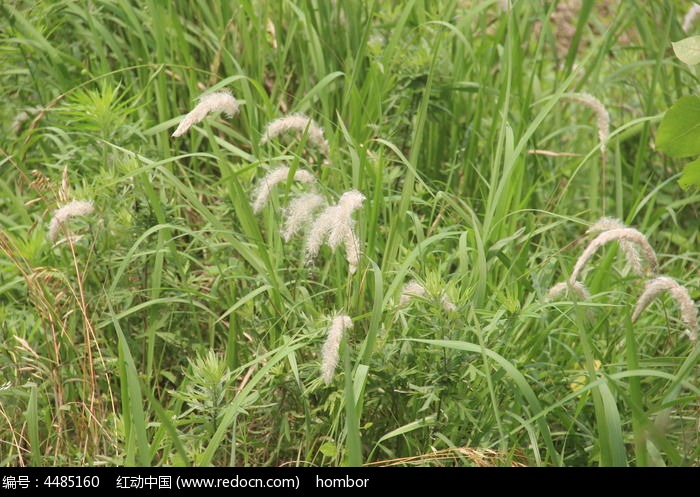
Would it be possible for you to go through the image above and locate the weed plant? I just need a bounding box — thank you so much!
[0,1,698,467]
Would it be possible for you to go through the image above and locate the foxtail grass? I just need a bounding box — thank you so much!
[47,200,95,243]
[305,190,365,274]
[172,90,240,137]
[569,227,658,284]
[281,193,327,242]
[632,276,698,342]
[321,315,353,385]
[260,113,329,156]
[251,166,316,214]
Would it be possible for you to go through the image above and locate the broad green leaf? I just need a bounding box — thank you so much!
[672,36,700,66]
[679,157,700,190]
[656,95,700,158]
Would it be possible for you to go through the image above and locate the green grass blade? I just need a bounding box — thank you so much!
[412,338,561,467]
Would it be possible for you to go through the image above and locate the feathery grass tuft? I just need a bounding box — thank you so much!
[260,113,330,156]
[565,93,610,163]
[251,166,316,214]
[305,190,365,273]
[632,276,698,342]
[546,281,592,301]
[1,1,698,468]
[171,90,240,137]
[586,218,645,276]
[321,315,353,385]
[47,200,95,243]
[569,227,658,284]
[281,193,327,242]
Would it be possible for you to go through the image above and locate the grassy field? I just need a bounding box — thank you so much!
[0,0,698,467]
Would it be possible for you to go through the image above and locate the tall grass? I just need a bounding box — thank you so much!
[0,0,698,467]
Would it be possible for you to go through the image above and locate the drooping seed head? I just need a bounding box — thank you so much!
[260,113,330,155]
[566,93,610,161]
[251,166,315,214]
[337,190,366,212]
[546,281,592,301]
[304,206,339,264]
[281,193,327,242]
[328,190,365,250]
[586,217,625,234]
[172,90,240,137]
[343,229,361,275]
[48,200,95,243]
[569,228,657,285]
[586,218,644,276]
[632,276,698,342]
[304,190,365,273]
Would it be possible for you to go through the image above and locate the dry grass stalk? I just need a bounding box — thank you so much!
[364,446,526,467]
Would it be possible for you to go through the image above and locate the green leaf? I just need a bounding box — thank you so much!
[679,157,700,190]
[319,442,337,458]
[672,36,700,66]
[656,95,700,158]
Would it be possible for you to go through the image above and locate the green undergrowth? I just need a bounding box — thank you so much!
[0,0,698,467]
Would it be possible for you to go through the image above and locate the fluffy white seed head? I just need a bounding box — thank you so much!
[320,315,353,385]
[327,190,365,249]
[586,217,625,234]
[260,113,330,155]
[337,190,366,213]
[586,218,644,276]
[682,4,700,32]
[546,281,592,301]
[251,166,315,214]
[172,90,240,137]
[304,190,365,273]
[48,200,95,243]
[281,193,326,242]
[567,93,610,161]
[304,207,338,264]
[632,276,698,342]
[343,229,361,275]
[569,228,658,285]
[400,280,427,306]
